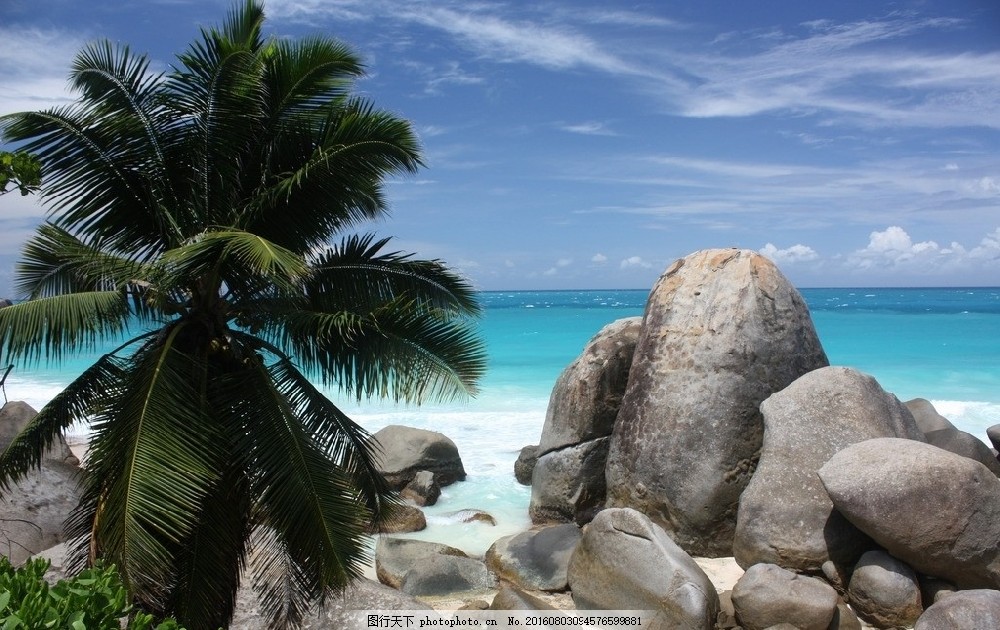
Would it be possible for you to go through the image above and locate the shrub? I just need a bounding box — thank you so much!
[0,556,185,629]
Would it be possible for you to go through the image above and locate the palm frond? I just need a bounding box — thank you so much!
[81,322,220,607]
[0,292,132,365]
[161,229,306,299]
[214,350,374,625]
[0,351,129,491]
[16,224,171,323]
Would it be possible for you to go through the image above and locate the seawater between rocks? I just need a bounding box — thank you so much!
[9,287,1000,556]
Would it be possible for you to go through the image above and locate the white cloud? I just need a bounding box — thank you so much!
[620,256,652,269]
[847,225,1000,272]
[559,121,617,136]
[759,243,819,264]
[556,258,573,267]
[591,253,608,263]
[0,28,86,115]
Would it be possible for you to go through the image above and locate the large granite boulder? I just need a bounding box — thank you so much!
[485,523,581,591]
[530,318,641,525]
[537,317,641,453]
[914,589,1000,629]
[820,437,1000,589]
[847,550,922,628]
[514,445,539,485]
[372,425,465,489]
[567,508,719,630]
[733,367,924,572]
[529,437,609,525]
[375,537,468,589]
[0,402,82,564]
[489,584,558,610]
[905,398,957,434]
[730,563,839,630]
[606,249,829,556]
[925,427,1000,476]
[399,554,495,597]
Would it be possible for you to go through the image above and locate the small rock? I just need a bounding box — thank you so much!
[847,550,922,628]
[731,563,838,630]
[489,584,558,610]
[514,445,539,485]
[374,503,426,533]
[444,509,497,526]
[375,537,468,589]
[400,470,441,506]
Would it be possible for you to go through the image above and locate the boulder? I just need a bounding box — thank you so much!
[832,603,863,630]
[514,445,539,485]
[925,427,1000,476]
[847,550,922,628]
[530,318,640,525]
[567,508,719,630]
[905,398,957,434]
[0,402,82,564]
[375,537,468,589]
[488,584,558,610]
[730,563,839,630]
[372,425,465,489]
[914,589,1000,629]
[529,437,609,525]
[920,576,957,605]
[374,503,426,533]
[443,509,496,526]
[485,523,581,592]
[734,367,924,572]
[537,317,642,454]
[399,554,495,597]
[400,470,441,506]
[605,249,828,556]
[987,424,1000,453]
[819,437,1000,589]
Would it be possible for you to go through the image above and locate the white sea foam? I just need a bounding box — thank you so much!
[930,399,1000,444]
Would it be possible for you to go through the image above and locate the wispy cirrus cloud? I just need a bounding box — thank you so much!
[0,28,86,116]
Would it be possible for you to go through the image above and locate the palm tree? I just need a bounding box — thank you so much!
[0,2,485,628]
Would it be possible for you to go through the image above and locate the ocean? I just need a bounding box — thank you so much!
[6,287,1000,556]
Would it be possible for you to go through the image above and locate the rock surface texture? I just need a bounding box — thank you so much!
[730,563,839,630]
[847,550,923,628]
[485,523,581,592]
[530,318,641,525]
[567,508,719,630]
[733,366,924,572]
[820,437,1000,589]
[605,249,829,556]
[0,402,82,564]
[372,425,466,489]
[914,589,1000,629]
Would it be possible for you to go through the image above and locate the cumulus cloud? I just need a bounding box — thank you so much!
[847,225,1000,272]
[591,253,608,263]
[620,256,652,269]
[759,243,819,264]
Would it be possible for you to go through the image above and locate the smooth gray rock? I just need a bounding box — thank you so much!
[567,508,719,630]
[847,550,922,628]
[914,589,1000,629]
[730,563,838,630]
[905,398,957,434]
[925,427,1000,476]
[399,554,495,597]
[529,437,609,525]
[488,584,558,610]
[820,437,1000,589]
[442,509,496,526]
[375,537,468,589]
[987,424,1000,452]
[605,249,828,556]
[372,425,466,489]
[734,367,924,572]
[400,470,441,506]
[485,523,581,591]
[0,402,82,564]
[537,317,641,454]
[514,445,539,485]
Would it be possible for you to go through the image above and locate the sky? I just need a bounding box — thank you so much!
[1,0,999,291]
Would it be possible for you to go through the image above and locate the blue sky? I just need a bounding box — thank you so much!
[1,0,999,291]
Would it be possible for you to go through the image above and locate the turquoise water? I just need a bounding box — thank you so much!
[6,287,1000,555]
